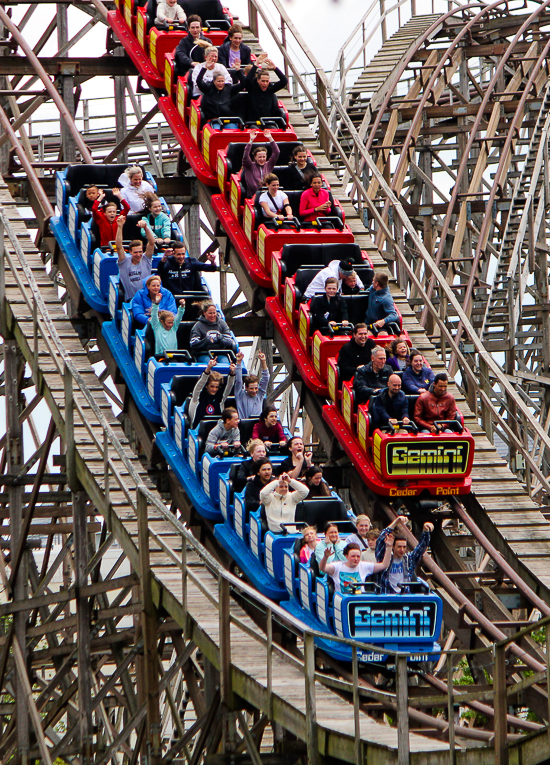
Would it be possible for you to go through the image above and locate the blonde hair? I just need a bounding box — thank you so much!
[355,514,371,529]
[125,165,143,179]
[158,310,174,325]
[246,438,265,455]
[302,525,317,537]
[146,275,161,288]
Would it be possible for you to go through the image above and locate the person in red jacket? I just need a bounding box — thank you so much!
[252,405,286,449]
[413,373,457,433]
[299,173,331,223]
[92,188,130,247]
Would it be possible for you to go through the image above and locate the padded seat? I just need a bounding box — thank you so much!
[225,141,305,178]
[279,242,363,283]
[294,497,351,532]
[144,321,196,363]
[65,164,145,197]
[253,189,341,229]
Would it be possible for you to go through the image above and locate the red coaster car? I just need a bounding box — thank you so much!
[323,392,474,498]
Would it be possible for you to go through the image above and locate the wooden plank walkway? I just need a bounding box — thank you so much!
[0,182,449,762]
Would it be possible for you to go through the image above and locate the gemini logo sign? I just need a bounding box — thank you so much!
[386,441,470,476]
[348,601,437,639]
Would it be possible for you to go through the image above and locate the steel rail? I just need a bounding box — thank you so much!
[0,6,93,164]
[419,0,550,327]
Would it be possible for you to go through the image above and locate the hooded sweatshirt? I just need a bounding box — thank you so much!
[158,255,217,295]
[205,418,241,454]
[188,371,235,428]
[189,313,235,352]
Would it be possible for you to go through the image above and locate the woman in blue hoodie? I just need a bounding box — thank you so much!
[402,349,434,394]
[131,275,176,329]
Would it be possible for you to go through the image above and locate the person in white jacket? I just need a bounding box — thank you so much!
[260,472,309,533]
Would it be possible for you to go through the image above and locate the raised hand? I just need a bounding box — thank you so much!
[236,350,245,364]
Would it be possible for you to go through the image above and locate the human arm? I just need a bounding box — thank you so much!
[241,135,256,172]
[258,355,270,395]
[381,291,399,325]
[195,65,212,94]
[91,198,104,225]
[310,296,328,330]
[264,137,280,173]
[206,423,226,451]
[318,546,336,575]
[289,478,309,502]
[116,216,126,263]
[217,319,235,349]
[264,61,288,92]
[173,302,185,332]
[159,213,171,240]
[151,303,160,331]
[402,367,422,394]
[353,367,377,403]
[339,295,349,323]
[408,523,433,571]
[219,368,235,411]
[259,479,279,504]
[372,535,394,573]
[375,515,408,559]
[260,195,282,221]
[369,394,390,428]
[142,221,156,258]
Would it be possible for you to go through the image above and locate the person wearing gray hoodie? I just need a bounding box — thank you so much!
[190,300,237,360]
[205,407,243,457]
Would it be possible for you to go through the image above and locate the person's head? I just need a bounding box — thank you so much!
[251,144,268,166]
[343,543,361,567]
[291,144,308,168]
[302,525,317,545]
[159,309,175,329]
[228,25,243,47]
[146,275,162,296]
[104,201,118,222]
[325,276,338,298]
[129,239,144,263]
[325,523,339,543]
[247,438,266,461]
[85,185,100,201]
[257,70,271,91]
[261,405,278,428]
[354,514,371,538]
[390,338,408,359]
[166,0,177,6]
[388,373,402,397]
[173,243,187,264]
[205,46,218,65]
[125,165,144,187]
[287,436,304,455]
[343,272,357,290]
[309,173,323,194]
[371,346,387,372]
[353,323,369,346]
[372,271,389,291]
[256,457,273,483]
[222,406,239,430]
[143,193,162,215]
[392,535,408,559]
[196,300,218,323]
[205,370,222,395]
[213,72,226,90]
[409,349,424,373]
[243,373,260,396]
[263,173,279,194]
[304,465,323,486]
[338,259,355,280]
[433,373,449,397]
[367,529,379,549]
[275,475,290,495]
[188,15,202,37]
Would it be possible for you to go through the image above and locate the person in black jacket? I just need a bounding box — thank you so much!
[245,60,288,122]
[196,68,245,122]
[217,25,252,70]
[309,276,349,335]
[244,459,273,514]
[285,145,316,190]
[337,323,376,382]
[234,439,267,493]
[353,346,393,405]
[174,15,209,75]
[157,241,217,296]
[369,374,410,431]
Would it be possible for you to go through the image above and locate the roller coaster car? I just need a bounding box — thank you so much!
[217,140,316,195]
[324,388,474,497]
[56,163,153,225]
[135,0,232,48]
[243,191,352,274]
[274,241,372,301]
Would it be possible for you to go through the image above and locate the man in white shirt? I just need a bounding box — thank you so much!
[304,259,364,299]
[191,46,232,97]
[320,539,393,595]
